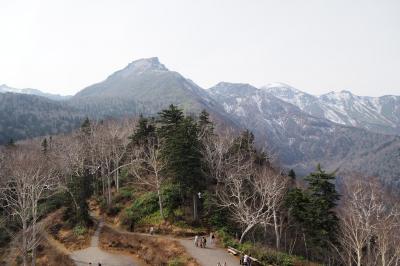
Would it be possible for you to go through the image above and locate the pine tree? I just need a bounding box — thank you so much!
[41,138,48,154]
[198,109,214,135]
[158,106,204,220]
[304,164,340,245]
[288,169,296,180]
[81,117,91,136]
[6,138,15,147]
[157,104,184,138]
[285,164,340,259]
[130,115,156,146]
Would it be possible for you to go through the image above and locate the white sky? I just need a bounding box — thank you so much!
[0,0,399,96]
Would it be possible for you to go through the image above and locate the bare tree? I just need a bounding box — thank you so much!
[258,168,288,250]
[129,135,167,219]
[0,147,58,266]
[338,176,400,266]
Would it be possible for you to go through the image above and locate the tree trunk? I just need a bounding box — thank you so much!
[273,209,280,250]
[31,206,37,266]
[116,167,119,192]
[107,175,112,205]
[157,188,164,219]
[22,220,27,266]
[240,224,255,244]
[193,194,198,221]
[357,248,362,266]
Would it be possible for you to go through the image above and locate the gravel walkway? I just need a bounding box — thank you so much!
[70,220,138,266]
[178,237,240,266]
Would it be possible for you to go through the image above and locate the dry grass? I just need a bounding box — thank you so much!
[35,239,74,266]
[46,210,94,251]
[99,225,199,266]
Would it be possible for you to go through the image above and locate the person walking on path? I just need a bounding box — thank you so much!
[202,236,207,248]
[243,254,249,266]
[209,232,215,246]
[194,235,199,247]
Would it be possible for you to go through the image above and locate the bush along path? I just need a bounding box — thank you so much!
[70,219,140,266]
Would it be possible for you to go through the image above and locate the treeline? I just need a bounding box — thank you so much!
[0,104,399,265]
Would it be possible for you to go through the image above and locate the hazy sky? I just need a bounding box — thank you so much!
[0,0,399,96]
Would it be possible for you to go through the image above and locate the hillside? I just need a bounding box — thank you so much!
[0,93,83,144]
[209,82,400,179]
[264,83,400,135]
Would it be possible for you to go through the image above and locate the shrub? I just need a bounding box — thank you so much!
[121,192,159,227]
[162,182,181,210]
[168,257,186,266]
[0,227,10,248]
[113,187,134,203]
[106,203,122,216]
[73,225,87,236]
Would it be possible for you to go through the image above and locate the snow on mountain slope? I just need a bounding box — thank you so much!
[263,84,400,135]
[0,84,71,101]
[210,82,400,180]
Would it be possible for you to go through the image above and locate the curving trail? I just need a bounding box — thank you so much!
[178,238,240,266]
[70,220,138,266]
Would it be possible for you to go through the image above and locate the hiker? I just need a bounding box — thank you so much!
[202,236,207,248]
[194,235,199,247]
[243,254,249,266]
[149,226,154,235]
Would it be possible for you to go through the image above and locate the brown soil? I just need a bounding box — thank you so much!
[35,239,74,266]
[99,225,199,266]
[46,209,94,251]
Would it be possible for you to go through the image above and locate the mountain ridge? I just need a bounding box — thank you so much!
[1,57,399,182]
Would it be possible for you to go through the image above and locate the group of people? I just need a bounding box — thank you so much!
[194,235,208,248]
[194,232,215,248]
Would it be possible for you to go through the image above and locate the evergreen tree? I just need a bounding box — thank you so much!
[285,165,340,260]
[304,164,340,245]
[6,138,15,147]
[81,117,91,136]
[41,138,48,154]
[157,104,184,138]
[198,109,214,135]
[129,115,156,146]
[158,105,204,219]
[288,169,296,180]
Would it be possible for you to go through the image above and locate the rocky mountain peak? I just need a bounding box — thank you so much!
[113,57,168,78]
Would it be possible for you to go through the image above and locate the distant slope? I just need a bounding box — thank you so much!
[0,84,71,101]
[209,82,400,179]
[0,93,83,144]
[263,83,400,135]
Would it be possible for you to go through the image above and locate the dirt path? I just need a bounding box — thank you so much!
[70,220,139,266]
[178,238,240,266]
[103,222,239,266]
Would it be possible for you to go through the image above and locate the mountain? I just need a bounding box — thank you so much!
[263,83,400,135]
[69,57,235,125]
[0,84,71,101]
[0,57,399,182]
[209,82,400,180]
[0,93,83,144]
